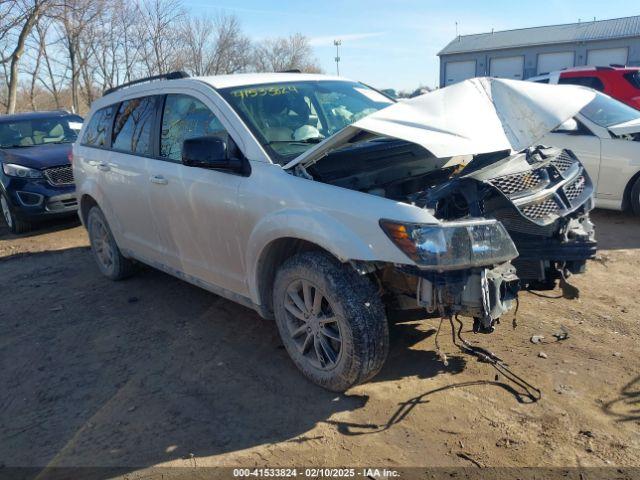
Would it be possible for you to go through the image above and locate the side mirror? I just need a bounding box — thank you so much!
[182,136,248,174]
[556,118,579,133]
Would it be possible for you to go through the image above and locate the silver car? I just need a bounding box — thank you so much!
[74,72,597,391]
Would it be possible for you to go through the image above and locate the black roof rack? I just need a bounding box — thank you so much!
[277,69,302,73]
[103,71,190,96]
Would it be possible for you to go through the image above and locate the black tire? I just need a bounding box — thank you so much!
[1,193,31,234]
[630,177,640,216]
[87,206,135,280]
[273,251,389,391]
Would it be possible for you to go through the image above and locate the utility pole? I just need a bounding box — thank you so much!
[334,39,342,76]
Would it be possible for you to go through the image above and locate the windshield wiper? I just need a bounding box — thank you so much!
[267,137,324,146]
[0,144,31,149]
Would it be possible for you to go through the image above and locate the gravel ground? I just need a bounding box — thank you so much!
[0,210,638,474]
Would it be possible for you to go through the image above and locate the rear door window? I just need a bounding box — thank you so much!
[82,106,115,147]
[160,94,227,161]
[112,97,157,155]
[559,76,605,92]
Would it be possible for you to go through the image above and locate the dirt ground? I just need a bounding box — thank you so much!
[0,210,639,474]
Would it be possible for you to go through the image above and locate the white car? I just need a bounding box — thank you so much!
[542,92,640,214]
[74,73,596,391]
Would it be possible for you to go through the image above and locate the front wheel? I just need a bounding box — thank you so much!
[273,251,389,391]
[1,193,31,234]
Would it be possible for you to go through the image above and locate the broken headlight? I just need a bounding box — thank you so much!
[380,219,518,270]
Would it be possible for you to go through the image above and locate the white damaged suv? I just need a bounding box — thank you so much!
[74,72,597,391]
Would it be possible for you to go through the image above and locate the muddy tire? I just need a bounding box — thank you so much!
[631,177,640,216]
[87,206,135,280]
[1,193,31,234]
[273,251,389,391]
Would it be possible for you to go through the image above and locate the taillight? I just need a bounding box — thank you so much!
[68,149,73,164]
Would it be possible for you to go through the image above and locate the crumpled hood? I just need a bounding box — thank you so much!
[0,143,72,169]
[284,77,596,170]
[608,117,640,136]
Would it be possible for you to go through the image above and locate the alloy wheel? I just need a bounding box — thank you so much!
[283,279,343,370]
[91,217,114,271]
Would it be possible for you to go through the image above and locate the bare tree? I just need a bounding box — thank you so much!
[136,0,185,76]
[53,0,103,112]
[36,17,68,107]
[0,0,324,113]
[2,0,50,113]
[0,1,22,46]
[85,0,143,92]
[252,33,320,73]
[179,13,251,76]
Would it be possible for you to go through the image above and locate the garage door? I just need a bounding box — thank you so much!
[587,47,628,67]
[445,60,476,85]
[537,51,574,74]
[490,56,524,79]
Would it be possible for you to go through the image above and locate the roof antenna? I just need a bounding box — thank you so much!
[455,21,459,39]
[491,28,494,34]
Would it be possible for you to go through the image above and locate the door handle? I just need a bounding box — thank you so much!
[97,161,110,172]
[149,175,168,185]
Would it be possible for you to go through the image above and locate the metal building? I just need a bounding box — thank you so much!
[438,15,640,87]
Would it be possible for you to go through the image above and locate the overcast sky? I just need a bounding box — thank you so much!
[184,0,640,91]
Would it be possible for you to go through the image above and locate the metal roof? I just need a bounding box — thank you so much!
[439,15,640,56]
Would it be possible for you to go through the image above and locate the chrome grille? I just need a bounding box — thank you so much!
[564,175,586,202]
[44,165,74,186]
[550,152,575,173]
[490,170,545,196]
[521,198,559,219]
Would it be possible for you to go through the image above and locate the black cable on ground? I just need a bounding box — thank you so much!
[451,315,542,403]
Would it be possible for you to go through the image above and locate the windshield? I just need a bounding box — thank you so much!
[0,115,83,148]
[219,81,393,163]
[581,92,640,127]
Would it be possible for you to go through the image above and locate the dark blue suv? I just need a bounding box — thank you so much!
[0,111,83,233]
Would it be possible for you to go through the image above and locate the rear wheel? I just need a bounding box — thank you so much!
[1,193,31,234]
[273,251,388,391]
[630,177,640,216]
[87,206,135,280]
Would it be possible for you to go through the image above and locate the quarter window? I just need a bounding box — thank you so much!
[160,94,226,161]
[82,106,114,147]
[559,76,605,92]
[624,71,640,89]
[112,97,156,155]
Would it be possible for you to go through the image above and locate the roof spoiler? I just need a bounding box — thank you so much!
[103,71,190,96]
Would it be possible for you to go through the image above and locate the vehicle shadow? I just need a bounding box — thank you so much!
[0,215,80,239]
[0,247,470,477]
[601,376,640,423]
[327,320,541,438]
[590,209,640,250]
